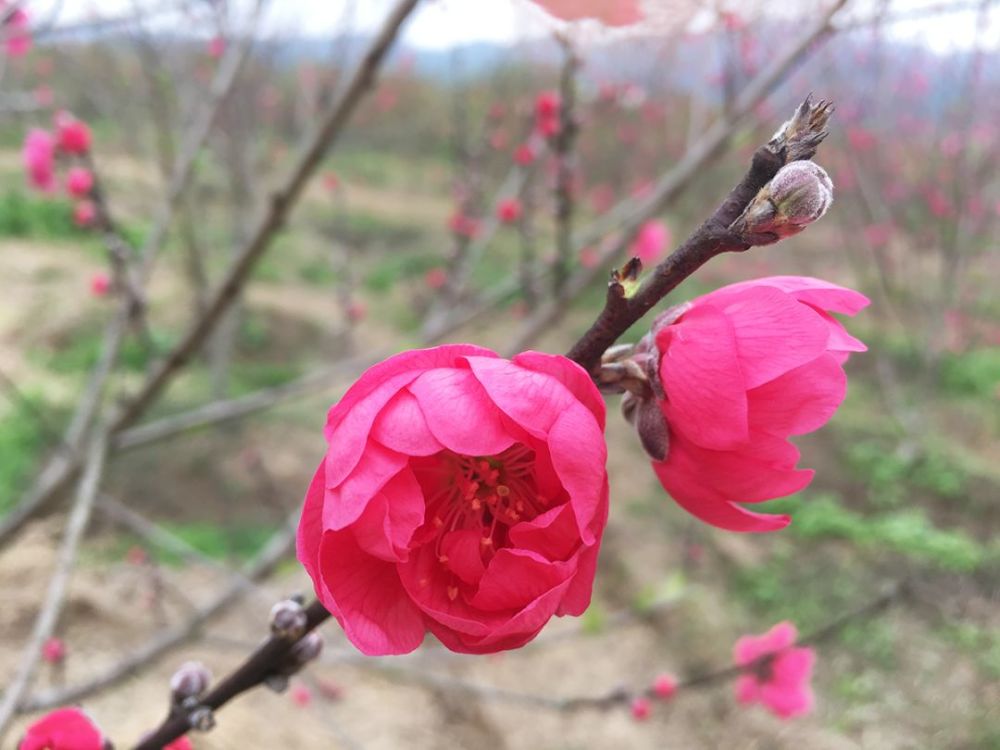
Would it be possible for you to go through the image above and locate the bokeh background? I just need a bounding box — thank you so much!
[1,0,998,747]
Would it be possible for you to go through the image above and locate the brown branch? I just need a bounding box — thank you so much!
[111,0,421,433]
[132,601,331,750]
[502,0,845,362]
[551,33,580,296]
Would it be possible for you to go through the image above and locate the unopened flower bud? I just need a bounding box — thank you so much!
[270,599,308,640]
[170,661,212,702]
[188,706,215,732]
[732,161,833,245]
[289,631,324,667]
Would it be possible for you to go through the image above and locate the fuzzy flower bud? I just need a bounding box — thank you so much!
[270,599,308,640]
[732,161,833,245]
[170,661,212,702]
[288,631,324,668]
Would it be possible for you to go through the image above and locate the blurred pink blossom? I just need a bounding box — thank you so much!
[66,167,94,198]
[734,621,815,719]
[23,128,56,192]
[630,220,670,264]
[527,0,644,27]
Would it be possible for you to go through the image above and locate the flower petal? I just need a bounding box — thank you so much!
[316,530,425,655]
[711,285,830,389]
[351,467,425,561]
[719,275,870,315]
[748,353,846,437]
[513,350,607,429]
[370,388,444,456]
[547,402,608,543]
[407,367,514,456]
[324,441,407,531]
[658,304,749,450]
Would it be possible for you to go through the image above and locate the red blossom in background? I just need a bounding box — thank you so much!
[163,736,193,750]
[534,91,561,138]
[208,34,226,59]
[18,707,105,750]
[448,212,482,239]
[629,219,670,264]
[90,271,111,297]
[290,684,313,707]
[41,637,66,664]
[513,142,536,166]
[643,276,868,532]
[424,267,447,290]
[3,6,32,57]
[297,345,608,655]
[66,167,94,198]
[527,0,645,27]
[55,112,92,155]
[496,197,523,224]
[22,129,55,192]
[629,696,651,721]
[734,621,815,719]
[652,673,677,700]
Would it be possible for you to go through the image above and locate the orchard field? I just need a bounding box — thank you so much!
[1,1,998,748]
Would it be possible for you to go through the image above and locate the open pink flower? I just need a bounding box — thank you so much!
[19,707,105,750]
[66,167,94,198]
[22,129,55,192]
[637,276,868,532]
[55,112,92,155]
[734,621,815,719]
[497,197,523,224]
[630,220,670,264]
[527,0,645,27]
[298,345,608,655]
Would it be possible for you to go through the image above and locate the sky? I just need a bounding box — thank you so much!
[35,0,1000,54]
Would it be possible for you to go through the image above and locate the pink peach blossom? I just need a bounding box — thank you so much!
[578,247,599,268]
[90,272,111,297]
[18,707,105,750]
[207,34,226,58]
[645,276,868,532]
[291,684,313,707]
[41,637,66,664]
[630,220,670,264]
[652,673,677,699]
[4,7,31,57]
[734,621,815,719]
[497,197,523,224]
[163,737,193,750]
[66,167,94,198]
[424,267,448,290]
[528,0,644,27]
[630,696,651,720]
[513,143,536,166]
[297,345,608,655]
[55,112,92,154]
[22,129,55,192]
[448,212,481,239]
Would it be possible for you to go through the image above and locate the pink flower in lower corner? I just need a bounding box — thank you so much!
[527,0,645,27]
[22,129,55,192]
[19,707,105,750]
[629,276,868,532]
[297,345,608,655]
[734,621,815,719]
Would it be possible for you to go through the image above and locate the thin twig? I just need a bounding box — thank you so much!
[551,33,580,296]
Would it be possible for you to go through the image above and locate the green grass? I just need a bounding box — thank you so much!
[844,438,967,506]
[0,394,61,513]
[767,493,988,573]
[940,348,1000,399]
